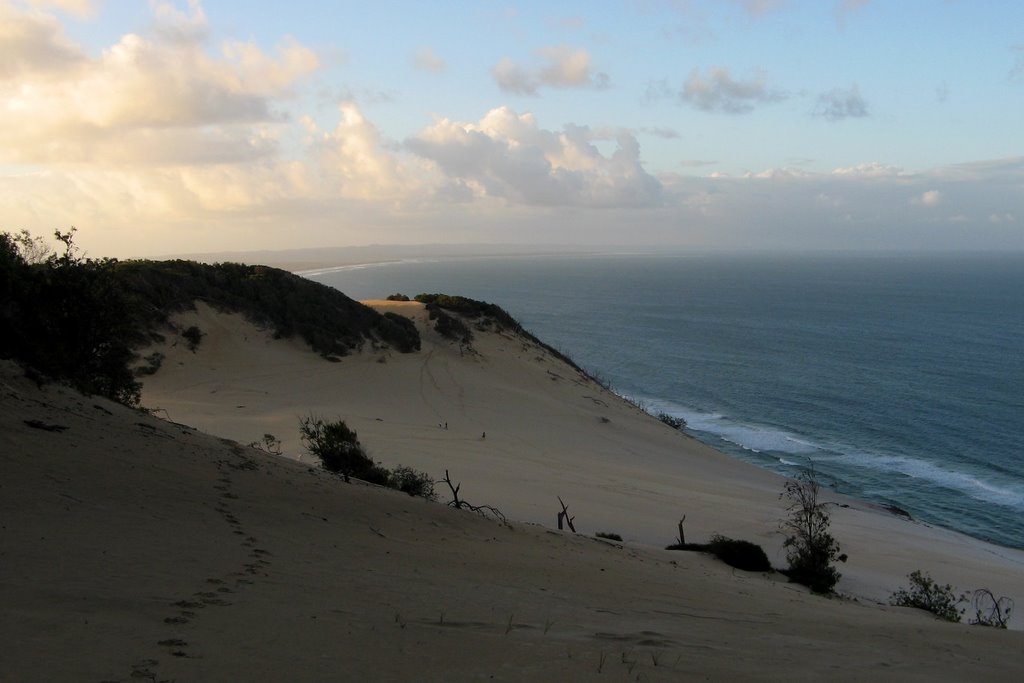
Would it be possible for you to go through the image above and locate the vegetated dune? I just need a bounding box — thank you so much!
[4,295,1023,681]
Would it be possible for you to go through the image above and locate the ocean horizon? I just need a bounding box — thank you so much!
[308,252,1024,550]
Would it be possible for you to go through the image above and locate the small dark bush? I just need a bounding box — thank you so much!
[666,536,772,572]
[298,416,435,498]
[427,306,473,343]
[182,325,203,352]
[390,466,437,500]
[655,412,686,430]
[706,535,771,572]
[595,532,623,542]
[386,293,410,301]
[299,415,373,480]
[890,570,965,622]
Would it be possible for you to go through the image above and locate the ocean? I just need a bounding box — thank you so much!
[306,253,1024,550]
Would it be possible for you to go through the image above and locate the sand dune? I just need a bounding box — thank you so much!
[3,300,1023,680]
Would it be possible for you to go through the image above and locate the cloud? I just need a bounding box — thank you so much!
[911,190,942,206]
[23,0,93,16]
[492,46,609,95]
[813,85,869,121]
[413,46,446,73]
[679,66,787,113]
[639,127,680,139]
[830,162,903,177]
[0,1,319,165]
[0,1,87,78]
[406,107,661,207]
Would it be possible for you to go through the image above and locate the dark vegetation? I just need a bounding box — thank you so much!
[414,293,584,371]
[595,532,623,542]
[890,570,965,622]
[779,466,846,593]
[1,229,422,407]
[654,412,686,430]
[113,258,420,357]
[666,535,772,573]
[386,293,410,301]
[299,415,434,499]
[1,230,141,405]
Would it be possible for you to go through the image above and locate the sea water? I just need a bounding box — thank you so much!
[307,253,1024,549]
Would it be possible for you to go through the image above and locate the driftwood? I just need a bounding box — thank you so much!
[442,470,507,524]
[677,515,686,546]
[557,496,576,533]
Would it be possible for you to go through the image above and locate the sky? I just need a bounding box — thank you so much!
[1,0,1022,258]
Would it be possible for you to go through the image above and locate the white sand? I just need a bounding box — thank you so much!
[3,300,1022,680]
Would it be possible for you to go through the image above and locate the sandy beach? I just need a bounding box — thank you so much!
[3,299,1023,681]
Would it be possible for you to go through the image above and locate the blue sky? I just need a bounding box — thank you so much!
[1,0,1021,256]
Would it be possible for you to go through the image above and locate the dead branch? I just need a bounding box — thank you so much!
[442,470,507,524]
[557,496,576,533]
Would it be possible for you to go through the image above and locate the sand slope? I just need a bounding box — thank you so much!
[5,299,1024,680]
[139,301,1024,608]
[3,360,1024,681]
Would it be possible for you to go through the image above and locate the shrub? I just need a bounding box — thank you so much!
[706,535,772,572]
[390,466,437,500]
[890,570,965,622]
[780,466,844,593]
[666,536,772,572]
[654,412,686,430]
[182,325,203,352]
[299,415,374,480]
[425,306,473,343]
[596,532,623,542]
[1,228,141,406]
[386,293,409,301]
[298,416,435,498]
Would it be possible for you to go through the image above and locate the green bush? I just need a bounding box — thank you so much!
[890,570,965,622]
[1,229,141,406]
[298,416,435,498]
[390,466,437,500]
[654,412,686,430]
[706,535,772,572]
[182,325,204,352]
[386,293,410,301]
[299,415,373,480]
[666,536,772,572]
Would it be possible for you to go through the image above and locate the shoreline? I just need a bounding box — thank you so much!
[297,253,1024,553]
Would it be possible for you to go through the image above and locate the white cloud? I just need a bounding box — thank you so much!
[0,2,87,79]
[24,0,93,16]
[813,85,869,121]
[413,46,446,73]
[989,213,1016,224]
[492,46,609,95]
[831,162,904,177]
[679,66,787,113]
[911,190,942,206]
[0,1,318,165]
[406,107,661,207]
